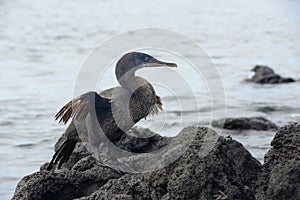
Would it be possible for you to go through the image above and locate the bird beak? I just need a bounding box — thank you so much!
[144,59,177,68]
[161,61,177,68]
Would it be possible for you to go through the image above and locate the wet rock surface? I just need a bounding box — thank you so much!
[13,126,262,200]
[212,116,278,131]
[13,124,300,200]
[256,123,300,200]
[247,65,295,84]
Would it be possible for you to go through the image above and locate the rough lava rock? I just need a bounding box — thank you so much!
[247,65,295,84]
[256,123,300,200]
[212,116,278,131]
[13,126,262,200]
[13,162,122,200]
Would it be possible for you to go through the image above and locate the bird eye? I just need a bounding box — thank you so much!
[145,57,150,62]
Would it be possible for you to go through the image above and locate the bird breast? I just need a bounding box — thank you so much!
[108,83,156,132]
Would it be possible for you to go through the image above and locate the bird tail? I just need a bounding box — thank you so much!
[47,138,77,170]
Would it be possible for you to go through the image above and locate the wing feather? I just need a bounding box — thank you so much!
[55,91,111,124]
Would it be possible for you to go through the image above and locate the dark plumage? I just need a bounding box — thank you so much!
[249,65,295,84]
[47,52,176,170]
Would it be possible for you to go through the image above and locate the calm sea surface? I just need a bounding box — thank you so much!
[0,0,300,198]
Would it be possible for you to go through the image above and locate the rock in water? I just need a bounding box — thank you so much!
[212,116,278,131]
[13,126,262,200]
[247,65,295,84]
[256,123,300,200]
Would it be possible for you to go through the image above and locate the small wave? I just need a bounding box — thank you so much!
[252,105,297,113]
[54,34,74,40]
[0,176,19,182]
[246,145,270,150]
[15,143,36,148]
[0,121,15,126]
[26,71,55,77]
[291,114,300,117]
[167,108,211,115]
[39,139,52,144]
[0,98,27,104]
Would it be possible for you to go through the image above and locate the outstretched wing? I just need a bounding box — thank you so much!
[55,91,111,124]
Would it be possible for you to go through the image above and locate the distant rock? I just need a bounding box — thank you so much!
[212,116,278,131]
[13,126,262,200]
[247,65,295,84]
[256,123,300,200]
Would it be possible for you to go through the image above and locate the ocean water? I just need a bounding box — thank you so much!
[1,0,300,199]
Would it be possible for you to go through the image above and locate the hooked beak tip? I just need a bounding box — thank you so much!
[165,62,177,68]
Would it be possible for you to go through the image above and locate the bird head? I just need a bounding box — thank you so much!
[116,52,177,81]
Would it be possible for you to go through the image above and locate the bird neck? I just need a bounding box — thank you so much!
[118,74,151,92]
[115,62,153,92]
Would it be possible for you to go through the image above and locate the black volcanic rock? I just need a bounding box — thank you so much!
[248,65,295,84]
[256,123,300,200]
[13,160,122,200]
[212,116,278,131]
[13,126,262,200]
